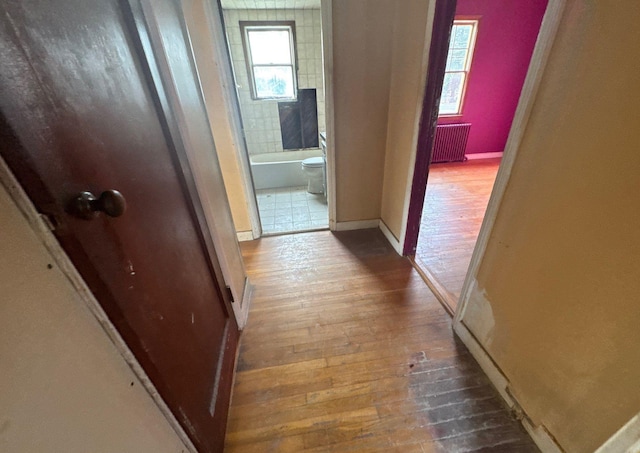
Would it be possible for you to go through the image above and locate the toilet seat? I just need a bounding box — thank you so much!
[301,157,324,168]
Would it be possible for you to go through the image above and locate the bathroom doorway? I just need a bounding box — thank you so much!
[219,0,329,236]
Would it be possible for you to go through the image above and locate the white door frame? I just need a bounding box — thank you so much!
[137,0,252,328]
[213,1,337,234]
[321,0,337,230]
[202,0,262,241]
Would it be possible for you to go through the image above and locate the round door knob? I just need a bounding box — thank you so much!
[71,190,127,220]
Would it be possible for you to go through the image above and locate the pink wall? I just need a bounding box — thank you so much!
[439,0,547,154]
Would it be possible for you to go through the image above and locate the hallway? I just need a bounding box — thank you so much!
[225,229,537,452]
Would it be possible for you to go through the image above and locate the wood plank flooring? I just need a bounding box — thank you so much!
[225,229,537,452]
[415,159,500,310]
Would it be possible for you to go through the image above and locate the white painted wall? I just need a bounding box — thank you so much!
[0,182,188,452]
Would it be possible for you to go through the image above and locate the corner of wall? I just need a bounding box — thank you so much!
[378,218,402,255]
[379,0,434,246]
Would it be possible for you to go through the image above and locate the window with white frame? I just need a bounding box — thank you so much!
[439,20,478,115]
[240,21,297,100]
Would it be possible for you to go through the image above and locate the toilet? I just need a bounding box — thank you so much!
[301,157,325,194]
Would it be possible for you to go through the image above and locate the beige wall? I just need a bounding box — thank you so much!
[380,0,433,239]
[332,0,395,223]
[461,2,640,452]
[183,0,254,235]
[0,183,187,452]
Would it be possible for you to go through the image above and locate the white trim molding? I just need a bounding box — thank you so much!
[454,322,563,453]
[139,0,247,326]
[333,219,403,256]
[465,151,504,160]
[379,219,402,255]
[595,413,640,453]
[201,0,262,240]
[454,0,566,325]
[334,219,380,231]
[236,231,254,242]
[321,0,337,231]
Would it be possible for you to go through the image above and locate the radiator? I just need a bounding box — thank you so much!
[431,123,471,163]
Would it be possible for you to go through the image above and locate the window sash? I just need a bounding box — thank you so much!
[252,65,296,99]
[240,22,297,100]
[439,20,478,116]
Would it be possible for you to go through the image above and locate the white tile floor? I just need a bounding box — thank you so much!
[256,186,328,235]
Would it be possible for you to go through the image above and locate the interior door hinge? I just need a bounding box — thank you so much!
[225,285,234,303]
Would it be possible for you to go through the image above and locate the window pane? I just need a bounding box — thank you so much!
[445,48,468,72]
[254,66,295,98]
[439,72,465,115]
[452,24,473,49]
[248,30,292,65]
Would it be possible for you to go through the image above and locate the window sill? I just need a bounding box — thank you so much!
[252,97,297,102]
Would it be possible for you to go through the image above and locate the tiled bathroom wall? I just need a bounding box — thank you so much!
[223,8,325,155]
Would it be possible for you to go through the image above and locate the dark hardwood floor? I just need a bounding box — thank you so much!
[415,159,500,311]
[225,229,537,452]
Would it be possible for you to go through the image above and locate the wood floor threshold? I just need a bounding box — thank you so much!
[409,255,457,317]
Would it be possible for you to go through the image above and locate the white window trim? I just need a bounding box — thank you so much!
[240,21,298,101]
[439,19,478,116]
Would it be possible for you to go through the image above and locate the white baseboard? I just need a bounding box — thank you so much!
[236,231,254,242]
[334,219,380,231]
[378,219,402,255]
[595,412,640,453]
[454,322,513,405]
[465,151,504,160]
[453,321,563,453]
[333,219,402,256]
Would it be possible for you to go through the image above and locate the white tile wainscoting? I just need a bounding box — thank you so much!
[223,8,325,156]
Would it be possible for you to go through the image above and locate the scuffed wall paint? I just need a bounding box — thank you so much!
[461,2,640,451]
[461,283,495,347]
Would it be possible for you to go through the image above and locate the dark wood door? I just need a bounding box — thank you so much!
[0,1,238,451]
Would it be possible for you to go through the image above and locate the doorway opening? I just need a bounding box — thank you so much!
[408,0,548,314]
[219,0,328,236]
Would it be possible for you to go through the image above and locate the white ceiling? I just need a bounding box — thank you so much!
[220,0,320,9]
